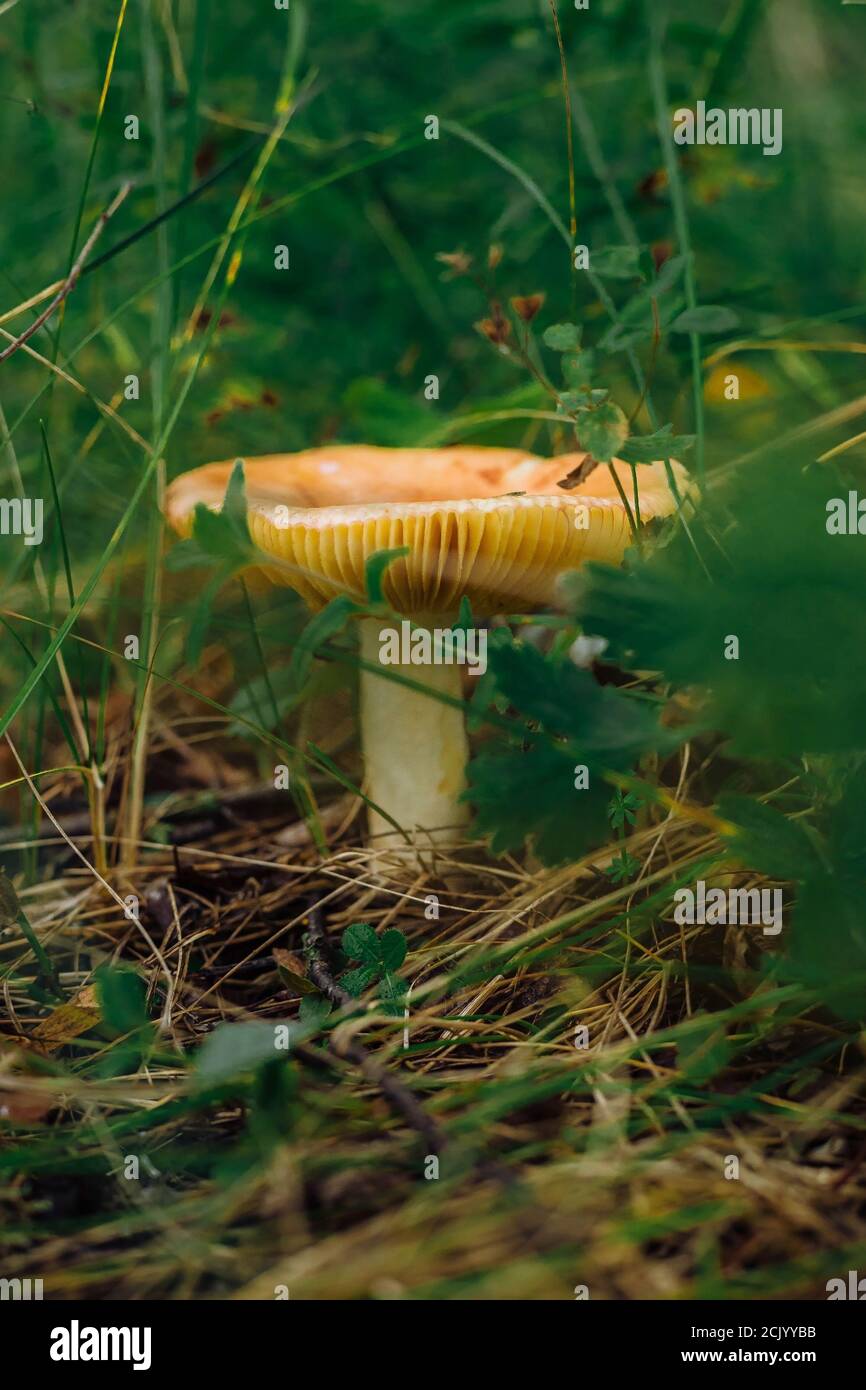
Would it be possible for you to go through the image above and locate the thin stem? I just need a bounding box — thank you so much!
[0,183,132,364]
[547,0,578,313]
[647,0,705,489]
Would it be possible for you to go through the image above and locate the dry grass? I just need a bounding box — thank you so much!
[2,701,865,1302]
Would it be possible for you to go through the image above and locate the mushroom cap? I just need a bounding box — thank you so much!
[165,445,689,615]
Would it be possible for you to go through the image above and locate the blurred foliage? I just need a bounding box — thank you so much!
[477,447,866,1013]
[465,631,674,863]
[574,452,866,761]
[3,0,866,595]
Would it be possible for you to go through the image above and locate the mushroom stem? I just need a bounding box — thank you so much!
[359,616,470,861]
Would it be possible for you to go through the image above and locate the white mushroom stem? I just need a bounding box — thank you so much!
[359,616,470,861]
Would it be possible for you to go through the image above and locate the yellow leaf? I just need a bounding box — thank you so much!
[32,987,100,1052]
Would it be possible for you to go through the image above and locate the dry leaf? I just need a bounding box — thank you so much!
[273,948,317,996]
[32,986,100,1053]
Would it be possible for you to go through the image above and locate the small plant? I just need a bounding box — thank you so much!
[339,922,408,1017]
[608,789,642,832]
[605,847,641,885]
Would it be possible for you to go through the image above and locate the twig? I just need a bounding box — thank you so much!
[0,327,152,454]
[196,955,277,980]
[0,181,132,364]
[304,904,447,1157]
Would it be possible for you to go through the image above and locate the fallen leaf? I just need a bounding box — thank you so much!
[32,987,100,1052]
[273,948,317,996]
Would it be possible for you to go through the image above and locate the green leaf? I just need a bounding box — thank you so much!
[195,1020,296,1084]
[166,463,262,666]
[590,245,646,280]
[453,594,474,635]
[95,965,149,1035]
[378,971,407,1017]
[222,458,250,530]
[619,424,695,463]
[717,795,822,881]
[672,305,740,334]
[488,640,669,761]
[652,254,689,295]
[678,1018,731,1083]
[342,921,381,965]
[557,390,589,415]
[543,322,582,351]
[609,789,642,830]
[575,401,628,463]
[561,348,596,391]
[786,869,866,1020]
[298,996,332,1027]
[290,593,358,689]
[184,569,228,666]
[600,296,685,354]
[466,737,612,864]
[379,929,407,971]
[229,665,301,735]
[341,964,378,997]
[365,546,410,606]
[465,637,676,865]
[605,848,639,883]
[598,257,687,354]
[166,461,256,573]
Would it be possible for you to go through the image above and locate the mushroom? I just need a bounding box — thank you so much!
[165,446,687,861]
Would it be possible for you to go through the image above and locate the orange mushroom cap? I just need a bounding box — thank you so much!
[165,445,688,615]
